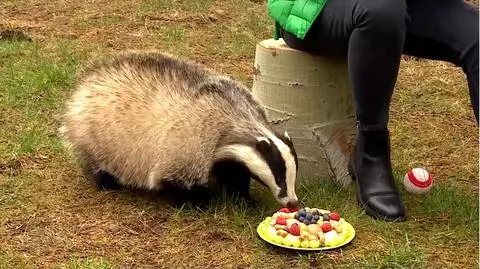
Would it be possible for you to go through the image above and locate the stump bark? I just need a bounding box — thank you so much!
[251,38,356,186]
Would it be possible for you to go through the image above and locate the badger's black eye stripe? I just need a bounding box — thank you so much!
[256,138,287,198]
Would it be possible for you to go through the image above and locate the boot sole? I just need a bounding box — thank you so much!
[348,159,406,222]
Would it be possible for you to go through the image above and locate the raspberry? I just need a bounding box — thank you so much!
[329,212,341,221]
[321,222,332,233]
[276,217,287,226]
[278,208,290,213]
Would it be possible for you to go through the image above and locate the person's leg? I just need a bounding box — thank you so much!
[281,0,408,221]
[281,0,408,129]
[403,0,479,123]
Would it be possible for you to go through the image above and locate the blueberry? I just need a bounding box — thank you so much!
[313,215,320,221]
[298,216,305,222]
[303,219,310,225]
[305,213,313,221]
[298,208,307,215]
[299,211,307,218]
[294,213,300,219]
[312,210,320,215]
[323,214,330,221]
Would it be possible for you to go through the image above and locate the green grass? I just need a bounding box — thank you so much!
[138,0,214,13]
[0,40,84,159]
[360,236,428,268]
[0,249,33,269]
[56,258,115,269]
[0,0,478,268]
[156,26,188,53]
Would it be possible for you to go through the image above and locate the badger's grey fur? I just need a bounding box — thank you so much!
[59,50,299,207]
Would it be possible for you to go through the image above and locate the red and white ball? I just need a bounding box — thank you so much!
[403,168,433,194]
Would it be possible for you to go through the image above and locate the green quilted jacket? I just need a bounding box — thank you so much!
[267,0,327,40]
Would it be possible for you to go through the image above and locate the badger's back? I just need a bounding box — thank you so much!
[59,51,269,190]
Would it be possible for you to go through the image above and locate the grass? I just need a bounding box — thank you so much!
[0,0,478,268]
[138,0,214,13]
[56,258,115,269]
[360,237,428,268]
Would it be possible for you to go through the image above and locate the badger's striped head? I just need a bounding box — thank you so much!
[252,130,299,208]
[215,127,299,208]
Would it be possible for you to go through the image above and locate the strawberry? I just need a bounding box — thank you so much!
[289,223,300,236]
[278,208,290,213]
[321,222,332,233]
[329,212,341,221]
[276,217,287,226]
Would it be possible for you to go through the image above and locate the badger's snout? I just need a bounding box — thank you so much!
[286,200,298,209]
[277,196,299,209]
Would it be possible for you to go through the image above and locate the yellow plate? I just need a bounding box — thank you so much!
[256,217,355,251]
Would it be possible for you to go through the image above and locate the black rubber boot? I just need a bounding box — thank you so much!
[348,128,406,222]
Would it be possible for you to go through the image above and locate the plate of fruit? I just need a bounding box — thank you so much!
[257,207,355,251]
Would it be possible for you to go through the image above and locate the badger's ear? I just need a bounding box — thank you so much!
[255,137,271,154]
[277,130,292,146]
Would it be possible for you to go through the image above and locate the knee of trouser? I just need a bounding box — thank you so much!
[356,0,409,36]
[462,40,479,73]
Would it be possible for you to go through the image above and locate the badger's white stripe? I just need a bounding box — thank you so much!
[215,144,281,196]
[260,126,297,202]
[256,137,270,144]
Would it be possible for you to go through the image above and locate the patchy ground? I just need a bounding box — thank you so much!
[0,0,478,268]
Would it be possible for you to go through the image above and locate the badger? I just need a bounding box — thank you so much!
[58,50,299,208]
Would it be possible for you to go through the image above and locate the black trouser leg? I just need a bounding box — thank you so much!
[403,0,479,123]
[280,0,478,221]
[281,0,479,127]
[281,0,409,130]
[282,0,409,221]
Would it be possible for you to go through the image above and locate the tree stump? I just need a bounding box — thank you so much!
[251,38,356,186]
